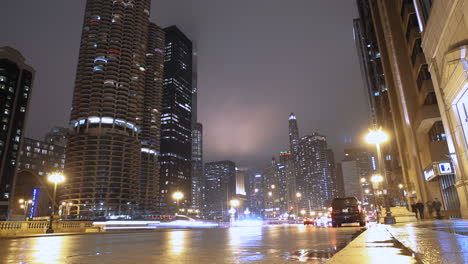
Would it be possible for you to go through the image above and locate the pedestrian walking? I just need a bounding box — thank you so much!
[411,202,418,219]
[426,200,433,218]
[432,198,442,219]
[415,201,425,220]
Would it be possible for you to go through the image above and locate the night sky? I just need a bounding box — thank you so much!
[1,0,369,170]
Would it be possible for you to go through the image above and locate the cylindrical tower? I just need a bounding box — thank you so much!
[62,0,151,219]
[138,23,165,214]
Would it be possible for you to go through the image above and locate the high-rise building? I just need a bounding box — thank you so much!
[360,0,461,215]
[262,157,289,218]
[409,0,468,218]
[191,51,203,211]
[343,147,374,205]
[248,173,264,217]
[297,133,334,210]
[341,160,362,200]
[279,151,297,212]
[326,149,338,199]
[0,46,34,219]
[204,161,235,220]
[139,23,165,215]
[191,122,203,210]
[63,0,152,219]
[335,163,345,197]
[14,128,67,217]
[354,0,403,205]
[159,26,193,214]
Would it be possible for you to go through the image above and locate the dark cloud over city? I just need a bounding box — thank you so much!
[1,0,369,169]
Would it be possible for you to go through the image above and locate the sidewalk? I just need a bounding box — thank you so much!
[329,220,468,264]
[386,220,468,263]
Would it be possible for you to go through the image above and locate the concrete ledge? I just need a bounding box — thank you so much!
[329,224,418,264]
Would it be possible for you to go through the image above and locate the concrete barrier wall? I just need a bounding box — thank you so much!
[0,221,94,236]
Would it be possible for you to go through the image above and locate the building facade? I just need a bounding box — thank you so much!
[204,161,236,220]
[0,47,34,219]
[365,0,461,217]
[354,0,404,204]
[139,23,165,215]
[159,26,193,214]
[191,122,203,210]
[297,134,335,210]
[414,0,468,217]
[63,0,152,219]
[14,132,66,218]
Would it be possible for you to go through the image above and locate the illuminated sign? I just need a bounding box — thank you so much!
[438,163,452,174]
[30,188,40,218]
[424,168,435,181]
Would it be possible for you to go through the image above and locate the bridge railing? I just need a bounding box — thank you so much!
[0,221,95,236]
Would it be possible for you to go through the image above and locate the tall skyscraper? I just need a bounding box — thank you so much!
[0,46,34,219]
[191,51,203,211]
[63,0,152,219]
[354,0,403,206]
[279,151,296,212]
[139,23,165,215]
[357,0,462,215]
[191,122,203,210]
[159,26,193,214]
[297,133,334,210]
[288,113,300,157]
[204,161,236,220]
[326,149,338,199]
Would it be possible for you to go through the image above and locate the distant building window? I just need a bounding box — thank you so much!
[428,121,446,142]
[424,92,438,105]
[417,64,431,91]
[418,0,433,23]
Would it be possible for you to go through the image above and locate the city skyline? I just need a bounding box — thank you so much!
[0,0,368,170]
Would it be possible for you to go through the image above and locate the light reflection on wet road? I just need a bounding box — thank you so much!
[0,224,363,263]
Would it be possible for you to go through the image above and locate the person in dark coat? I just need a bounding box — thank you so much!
[415,201,425,219]
[426,200,433,218]
[411,202,418,218]
[432,198,442,219]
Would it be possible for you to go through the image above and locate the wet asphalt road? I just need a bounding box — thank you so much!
[0,224,364,264]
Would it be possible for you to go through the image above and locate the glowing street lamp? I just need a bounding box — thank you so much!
[366,129,395,224]
[268,191,273,197]
[46,172,65,233]
[371,174,383,183]
[296,192,302,198]
[398,184,404,189]
[300,209,306,216]
[173,192,184,213]
[230,199,240,207]
[360,178,366,183]
[18,199,32,219]
[271,185,275,189]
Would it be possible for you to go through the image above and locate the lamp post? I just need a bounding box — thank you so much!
[172,191,183,214]
[19,199,32,219]
[46,173,65,233]
[229,199,240,224]
[366,129,396,224]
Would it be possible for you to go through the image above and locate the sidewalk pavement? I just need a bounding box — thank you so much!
[330,220,468,264]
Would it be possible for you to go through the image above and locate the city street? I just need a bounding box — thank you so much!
[0,224,363,263]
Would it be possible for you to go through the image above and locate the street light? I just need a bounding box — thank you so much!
[19,199,32,219]
[366,129,395,224]
[172,192,184,214]
[46,172,65,233]
[296,192,302,198]
[271,185,275,189]
[371,174,383,183]
[268,191,272,197]
[360,178,366,183]
[230,199,240,207]
[300,209,306,216]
